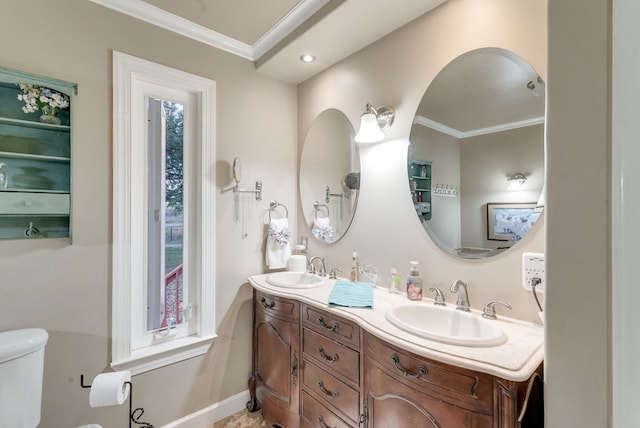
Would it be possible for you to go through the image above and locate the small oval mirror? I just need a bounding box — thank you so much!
[300,109,359,243]
[409,48,545,258]
[232,156,242,185]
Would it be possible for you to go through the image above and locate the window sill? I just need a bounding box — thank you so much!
[111,334,217,375]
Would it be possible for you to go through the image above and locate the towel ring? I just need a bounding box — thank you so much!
[269,200,288,220]
[313,201,329,221]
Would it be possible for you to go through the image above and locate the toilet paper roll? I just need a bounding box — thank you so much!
[288,255,307,273]
[89,371,131,408]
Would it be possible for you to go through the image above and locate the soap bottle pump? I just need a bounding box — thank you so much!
[406,261,423,300]
[350,251,360,282]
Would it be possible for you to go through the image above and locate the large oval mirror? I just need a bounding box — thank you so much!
[300,109,359,243]
[409,48,545,258]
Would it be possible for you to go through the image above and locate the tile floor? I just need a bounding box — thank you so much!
[212,409,268,428]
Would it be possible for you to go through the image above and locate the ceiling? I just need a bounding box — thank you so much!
[415,48,545,137]
[88,0,448,84]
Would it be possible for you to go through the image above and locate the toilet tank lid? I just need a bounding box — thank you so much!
[0,328,48,363]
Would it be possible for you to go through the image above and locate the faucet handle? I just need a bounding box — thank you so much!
[329,268,342,280]
[482,300,512,320]
[307,260,316,274]
[428,287,446,306]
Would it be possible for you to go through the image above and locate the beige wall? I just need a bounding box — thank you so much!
[0,1,297,426]
[546,0,610,425]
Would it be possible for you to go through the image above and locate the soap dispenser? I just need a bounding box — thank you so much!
[388,268,401,293]
[406,261,423,300]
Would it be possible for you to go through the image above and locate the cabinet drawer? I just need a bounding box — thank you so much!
[303,360,359,423]
[255,290,299,322]
[301,392,353,428]
[302,304,359,348]
[364,332,493,414]
[365,361,492,428]
[303,328,359,385]
[0,192,69,215]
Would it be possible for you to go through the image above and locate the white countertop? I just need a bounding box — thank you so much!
[248,273,544,382]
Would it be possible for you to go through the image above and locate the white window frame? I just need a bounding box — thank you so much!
[112,51,216,374]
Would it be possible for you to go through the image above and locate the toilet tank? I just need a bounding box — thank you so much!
[0,328,49,428]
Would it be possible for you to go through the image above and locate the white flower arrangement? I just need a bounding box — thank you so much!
[16,84,70,115]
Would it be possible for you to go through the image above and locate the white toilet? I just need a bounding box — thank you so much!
[0,328,49,428]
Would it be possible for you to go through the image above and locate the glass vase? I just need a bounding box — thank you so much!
[39,105,61,125]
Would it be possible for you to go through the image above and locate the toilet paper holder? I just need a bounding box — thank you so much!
[81,374,154,428]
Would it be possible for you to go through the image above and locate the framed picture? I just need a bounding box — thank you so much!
[487,203,539,241]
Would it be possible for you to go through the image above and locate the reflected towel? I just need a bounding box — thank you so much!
[312,216,333,243]
[328,280,374,308]
[266,218,291,269]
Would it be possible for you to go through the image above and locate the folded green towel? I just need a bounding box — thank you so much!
[328,280,374,308]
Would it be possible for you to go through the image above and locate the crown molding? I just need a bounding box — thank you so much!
[89,0,252,59]
[413,115,545,139]
[252,0,330,59]
[88,0,329,62]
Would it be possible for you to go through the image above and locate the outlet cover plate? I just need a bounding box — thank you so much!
[522,252,545,292]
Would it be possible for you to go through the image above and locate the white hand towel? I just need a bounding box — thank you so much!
[266,217,291,269]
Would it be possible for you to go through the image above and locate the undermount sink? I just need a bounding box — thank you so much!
[385,304,507,347]
[266,272,325,289]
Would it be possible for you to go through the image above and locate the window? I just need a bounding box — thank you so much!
[112,51,216,374]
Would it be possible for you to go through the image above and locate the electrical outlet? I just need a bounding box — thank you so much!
[522,252,545,292]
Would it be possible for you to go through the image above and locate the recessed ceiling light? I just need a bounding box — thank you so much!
[299,54,316,63]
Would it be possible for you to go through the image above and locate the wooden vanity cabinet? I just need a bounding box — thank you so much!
[300,304,361,428]
[251,291,543,428]
[363,332,543,428]
[253,290,301,428]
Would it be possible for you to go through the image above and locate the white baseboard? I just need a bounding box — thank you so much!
[161,389,250,427]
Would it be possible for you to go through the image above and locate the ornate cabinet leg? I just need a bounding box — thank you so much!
[246,376,261,412]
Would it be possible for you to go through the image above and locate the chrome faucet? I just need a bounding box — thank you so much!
[308,256,326,276]
[428,287,446,306]
[449,280,470,311]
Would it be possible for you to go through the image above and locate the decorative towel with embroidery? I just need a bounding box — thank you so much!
[266,217,291,269]
[312,216,334,243]
[328,280,374,308]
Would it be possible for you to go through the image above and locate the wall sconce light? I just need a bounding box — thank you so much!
[507,173,527,190]
[354,103,395,143]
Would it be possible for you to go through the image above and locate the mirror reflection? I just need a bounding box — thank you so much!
[300,109,359,243]
[409,48,545,258]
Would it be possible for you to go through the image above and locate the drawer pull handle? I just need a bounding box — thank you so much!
[317,316,338,332]
[317,415,336,428]
[391,353,428,378]
[317,346,339,363]
[260,297,275,309]
[317,380,339,399]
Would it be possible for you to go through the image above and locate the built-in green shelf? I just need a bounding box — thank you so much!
[0,66,76,240]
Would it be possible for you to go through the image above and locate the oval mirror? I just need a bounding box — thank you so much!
[409,48,545,258]
[300,109,359,243]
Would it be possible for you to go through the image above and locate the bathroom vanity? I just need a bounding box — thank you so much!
[249,274,544,428]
